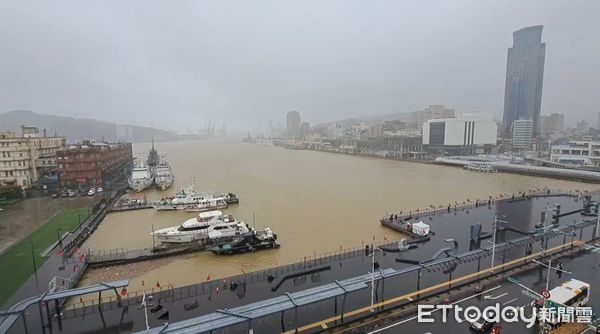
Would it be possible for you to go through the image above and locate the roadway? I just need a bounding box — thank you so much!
[364,244,600,334]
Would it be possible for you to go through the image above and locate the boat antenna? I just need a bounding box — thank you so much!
[253,211,256,229]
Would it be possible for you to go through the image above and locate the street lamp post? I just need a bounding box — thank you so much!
[540,206,558,253]
[30,240,39,291]
[595,212,600,239]
[369,242,383,312]
[490,215,509,270]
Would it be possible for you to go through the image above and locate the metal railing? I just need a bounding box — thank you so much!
[386,189,580,221]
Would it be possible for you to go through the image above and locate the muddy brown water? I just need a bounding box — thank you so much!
[79,138,598,290]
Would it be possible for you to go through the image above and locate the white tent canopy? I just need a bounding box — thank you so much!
[411,221,430,236]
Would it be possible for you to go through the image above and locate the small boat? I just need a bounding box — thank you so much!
[223,193,240,205]
[207,221,251,240]
[153,185,215,211]
[208,228,279,255]
[184,197,228,212]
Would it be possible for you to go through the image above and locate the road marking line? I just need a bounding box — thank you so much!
[502,298,519,306]
[367,285,502,334]
[484,292,508,300]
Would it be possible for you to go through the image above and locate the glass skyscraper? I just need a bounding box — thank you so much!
[502,25,546,137]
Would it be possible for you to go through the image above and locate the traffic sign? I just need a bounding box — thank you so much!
[541,289,551,299]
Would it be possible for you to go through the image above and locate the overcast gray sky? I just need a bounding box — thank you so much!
[0,0,598,133]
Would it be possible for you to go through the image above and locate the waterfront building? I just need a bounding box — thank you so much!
[57,141,133,188]
[300,121,310,139]
[286,111,301,138]
[502,25,546,137]
[0,127,66,189]
[346,122,369,140]
[512,119,534,150]
[422,117,497,155]
[551,141,600,166]
[325,123,344,139]
[540,113,565,138]
[417,105,455,133]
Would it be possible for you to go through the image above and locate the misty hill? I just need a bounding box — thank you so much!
[0,110,179,142]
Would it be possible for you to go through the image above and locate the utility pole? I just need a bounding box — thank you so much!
[545,258,552,292]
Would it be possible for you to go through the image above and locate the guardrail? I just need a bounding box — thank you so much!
[61,239,403,310]
[386,189,581,221]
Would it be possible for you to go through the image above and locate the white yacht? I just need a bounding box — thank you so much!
[128,163,154,192]
[151,211,236,244]
[153,185,215,211]
[184,197,228,212]
[207,220,250,240]
[154,160,174,190]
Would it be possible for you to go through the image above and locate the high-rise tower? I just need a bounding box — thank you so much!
[502,25,546,137]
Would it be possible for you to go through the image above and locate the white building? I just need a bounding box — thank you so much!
[551,141,600,166]
[512,119,534,150]
[0,128,66,189]
[422,117,497,154]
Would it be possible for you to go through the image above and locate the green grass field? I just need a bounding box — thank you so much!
[0,208,89,306]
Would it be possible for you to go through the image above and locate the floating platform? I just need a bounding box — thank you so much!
[108,204,153,212]
[109,194,153,212]
[379,217,431,239]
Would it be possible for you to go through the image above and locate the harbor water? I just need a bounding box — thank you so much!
[79,138,597,289]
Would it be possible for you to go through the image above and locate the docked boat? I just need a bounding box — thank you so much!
[128,162,154,192]
[208,228,279,255]
[153,185,215,211]
[154,161,174,190]
[184,197,228,212]
[222,192,240,205]
[151,210,228,244]
[207,220,250,240]
[463,162,497,173]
